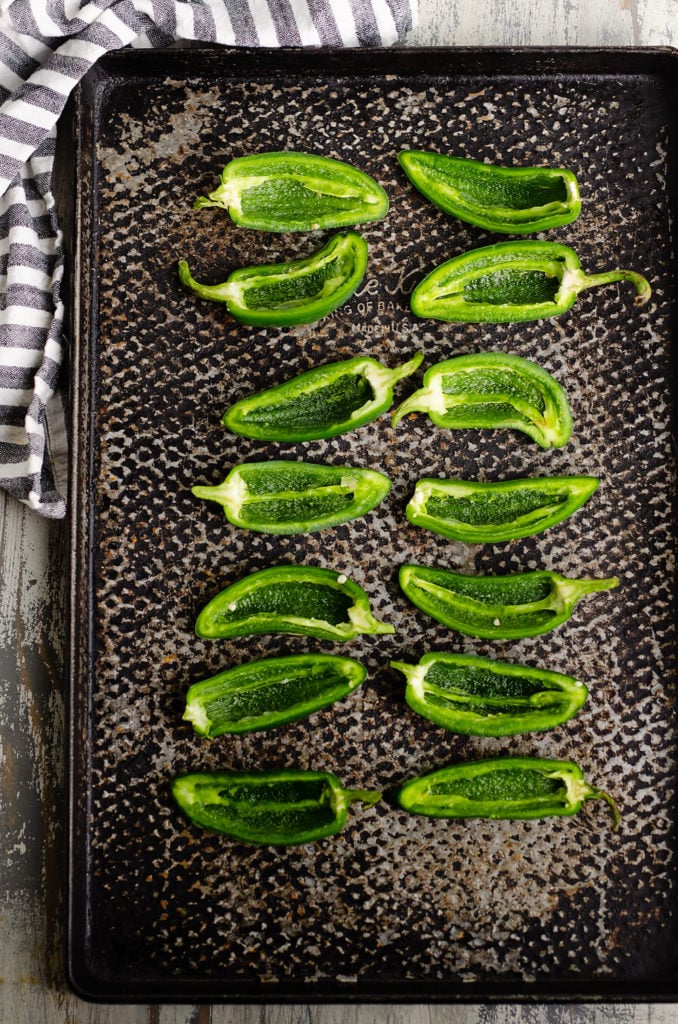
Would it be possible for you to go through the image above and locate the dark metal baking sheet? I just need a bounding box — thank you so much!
[65,45,678,1002]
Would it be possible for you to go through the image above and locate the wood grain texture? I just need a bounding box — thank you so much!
[2,0,678,1021]
[408,0,677,48]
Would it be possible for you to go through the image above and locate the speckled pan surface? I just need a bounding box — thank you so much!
[67,47,677,1001]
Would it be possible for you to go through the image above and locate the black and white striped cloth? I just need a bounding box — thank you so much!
[0,0,417,518]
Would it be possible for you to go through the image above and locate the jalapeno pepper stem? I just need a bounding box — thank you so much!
[192,476,246,511]
[377,351,425,387]
[194,176,245,212]
[391,381,437,427]
[328,782,381,824]
[360,352,424,415]
[178,259,239,304]
[348,602,395,636]
[579,575,619,592]
[339,789,382,809]
[557,769,621,830]
[559,575,619,601]
[562,266,652,307]
[589,787,622,831]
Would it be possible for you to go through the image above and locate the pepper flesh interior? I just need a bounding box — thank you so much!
[194,151,389,231]
[178,231,368,327]
[224,580,352,624]
[223,353,424,442]
[183,654,366,737]
[397,757,620,827]
[194,566,394,640]
[399,152,581,232]
[392,653,588,736]
[429,486,561,524]
[399,565,619,639]
[243,374,374,432]
[172,770,381,845]
[430,767,562,801]
[192,460,391,535]
[462,268,561,305]
[407,476,599,543]
[411,241,651,323]
[392,353,572,449]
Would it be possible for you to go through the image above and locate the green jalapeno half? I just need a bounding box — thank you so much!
[406,475,599,543]
[195,565,394,641]
[399,564,618,639]
[222,352,424,442]
[396,757,620,829]
[172,769,381,846]
[179,231,368,327]
[392,353,572,449]
[193,151,389,231]
[410,240,651,323]
[183,653,366,737]
[399,151,581,233]
[390,652,588,736]
[192,460,391,535]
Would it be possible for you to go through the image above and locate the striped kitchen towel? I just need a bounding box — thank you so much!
[0,0,417,518]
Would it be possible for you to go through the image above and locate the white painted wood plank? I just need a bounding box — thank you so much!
[409,0,678,48]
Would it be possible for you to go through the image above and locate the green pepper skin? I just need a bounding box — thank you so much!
[195,565,394,641]
[392,353,572,449]
[172,769,381,846]
[399,151,581,233]
[192,460,391,535]
[222,352,424,442]
[396,757,620,828]
[410,240,651,323]
[193,151,389,231]
[406,475,599,543]
[183,653,366,737]
[399,564,619,639]
[178,231,368,327]
[390,652,588,736]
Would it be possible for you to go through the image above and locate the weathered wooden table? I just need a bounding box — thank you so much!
[2,0,677,1021]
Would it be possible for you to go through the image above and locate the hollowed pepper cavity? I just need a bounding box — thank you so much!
[410,240,651,323]
[392,352,572,449]
[193,151,389,232]
[406,475,599,543]
[183,653,366,737]
[178,231,368,327]
[222,352,424,442]
[396,757,620,828]
[399,564,619,639]
[192,460,391,534]
[399,151,581,233]
[390,652,588,736]
[172,769,381,846]
[195,564,394,641]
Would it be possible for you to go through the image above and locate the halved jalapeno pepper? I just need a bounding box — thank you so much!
[195,565,394,641]
[396,757,620,828]
[410,240,651,323]
[192,460,391,535]
[392,353,572,449]
[193,151,389,231]
[179,231,368,327]
[399,151,581,233]
[222,352,424,442]
[399,564,619,639]
[390,652,588,736]
[406,475,599,543]
[183,653,367,737]
[172,769,381,846]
